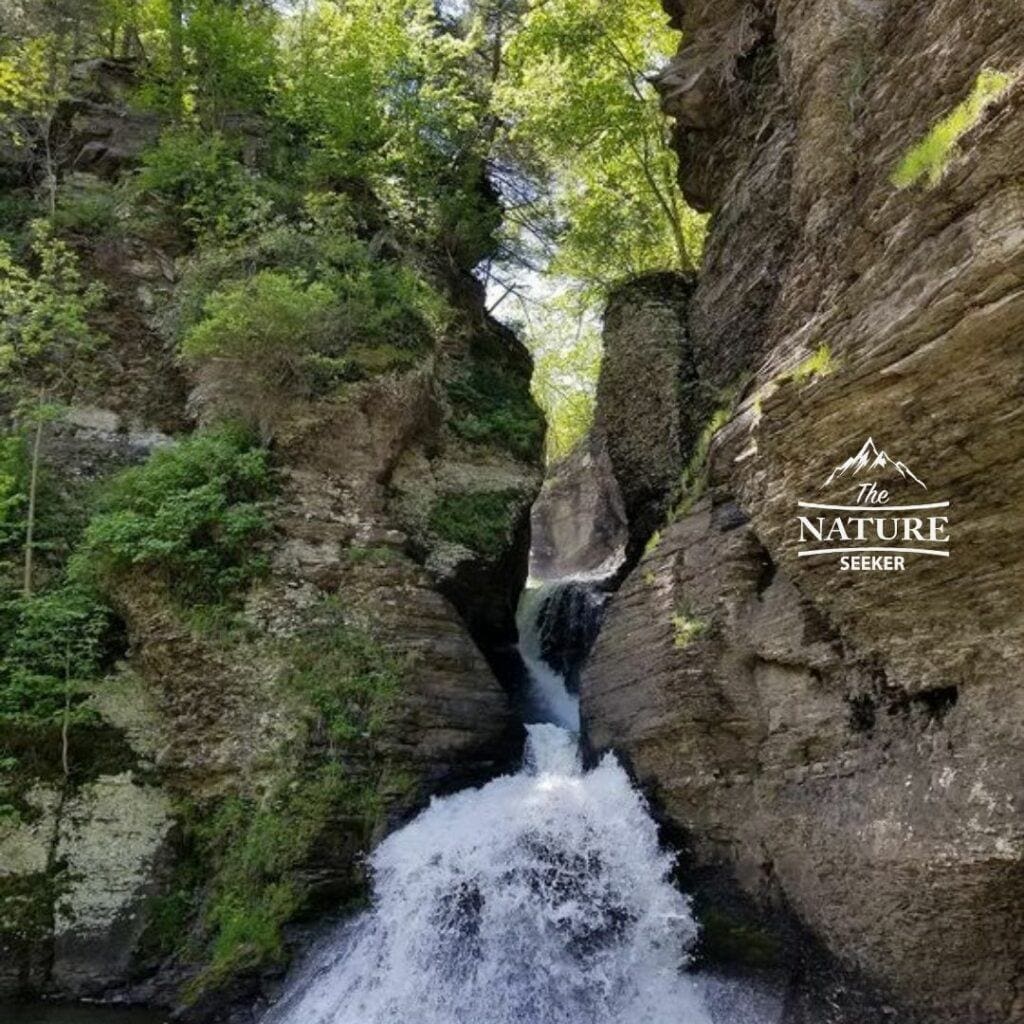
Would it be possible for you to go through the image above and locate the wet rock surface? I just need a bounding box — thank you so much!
[528,432,627,582]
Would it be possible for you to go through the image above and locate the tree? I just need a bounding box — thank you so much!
[495,0,706,298]
[0,35,73,214]
[0,221,104,594]
[522,290,602,461]
[276,0,496,265]
[0,585,110,778]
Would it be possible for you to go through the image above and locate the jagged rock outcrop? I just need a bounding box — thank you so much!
[528,433,627,581]
[584,2,1024,1022]
[66,59,164,179]
[592,273,697,554]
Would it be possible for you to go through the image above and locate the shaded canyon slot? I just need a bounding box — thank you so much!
[260,574,781,1024]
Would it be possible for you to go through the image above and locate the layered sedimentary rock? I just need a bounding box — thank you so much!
[528,432,628,581]
[0,73,541,1006]
[593,272,697,553]
[585,2,1024,1021]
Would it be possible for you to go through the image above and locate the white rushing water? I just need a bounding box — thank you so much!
[265,723,712,1024]
[264,581,783,1024]
[516,582,582,731]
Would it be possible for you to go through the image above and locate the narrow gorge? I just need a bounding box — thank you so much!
[1,1,1022,1023]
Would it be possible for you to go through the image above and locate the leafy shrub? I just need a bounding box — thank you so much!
[135,129,271,240]
[447,361,544,461]
[71,426,274,606]
[173,197,446,352]
[51,182,119,237]
[177,203,448,434]
[182,269,338,390]
[186,0,278,126]
[429,490,522,559]
[0,220,104,397]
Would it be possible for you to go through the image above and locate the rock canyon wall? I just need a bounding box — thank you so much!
[584,3,1024,1021]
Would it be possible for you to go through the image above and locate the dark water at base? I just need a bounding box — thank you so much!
[0,1006,167,1024]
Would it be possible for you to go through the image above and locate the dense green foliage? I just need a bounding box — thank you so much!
[135,128,272,241]
[0,220,103,396]
[447,359,545,460]
[176,197,449,435]
[0,585,111,724]
[527,304,601,461]
[430,489,523,558]
[71,427,274,606]
[496,0,705,295]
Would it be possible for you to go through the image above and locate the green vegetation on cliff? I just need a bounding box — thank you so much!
[72,427,274,607]
[145,604,409,1003]
[892,68,1013,188]
[430,489,524,558]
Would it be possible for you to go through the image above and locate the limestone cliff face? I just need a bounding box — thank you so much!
[584,3,1024,1021]
[528,432,627,581]
[593,273,697,555]
[0,64,541,1010]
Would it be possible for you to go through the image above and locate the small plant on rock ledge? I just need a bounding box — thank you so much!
[672,607,707,649]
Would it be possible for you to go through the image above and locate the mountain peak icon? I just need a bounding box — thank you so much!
[823,437,927,490]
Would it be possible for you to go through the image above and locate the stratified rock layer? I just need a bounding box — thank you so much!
[585,2,1024,1021]
[528,433,627,581]
[594,273,697,553]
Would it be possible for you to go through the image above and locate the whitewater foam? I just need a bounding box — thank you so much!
[263,724,712,1024]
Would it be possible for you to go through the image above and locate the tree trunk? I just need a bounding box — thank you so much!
[169,0,185,118]
[41,114,56,217]
[23,418,44,597]
[61,645,72,779]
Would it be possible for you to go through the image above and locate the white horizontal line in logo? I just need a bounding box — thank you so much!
[797,501,951,512]
[797,547,950,558]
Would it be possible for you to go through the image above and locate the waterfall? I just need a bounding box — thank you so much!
[262,578,782,1024]
[517,583,582,731]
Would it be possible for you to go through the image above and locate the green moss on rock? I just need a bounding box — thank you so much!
[429,490,523,559]
[892,69,1013,188]
[447,361,544,461]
